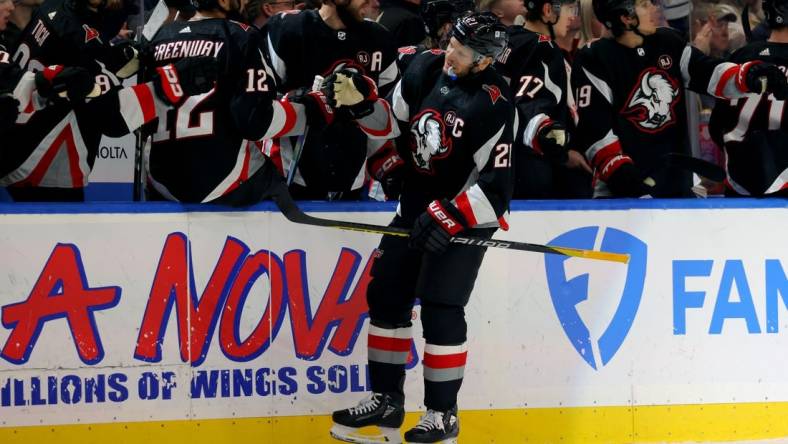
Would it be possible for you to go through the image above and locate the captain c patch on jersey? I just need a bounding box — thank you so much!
[622,68,680,133]
[410,109,453,174]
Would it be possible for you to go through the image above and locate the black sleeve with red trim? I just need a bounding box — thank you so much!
[450,87,516,228]
[571,46,632,183]
[82,81,169,137]
[229,25,304,141]
[511,40,571,156]
[666,28,757,99]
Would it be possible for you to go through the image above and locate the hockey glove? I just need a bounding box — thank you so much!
[744,61,788,100]
[35,65,98,102]
[113,40,141,79]
[0,96,19,133]
[409,199,468,255]
[605,162,655,198]
[367,141,405,200]
[153,56,218,106]
[286,87,335,126]
[322,69,378,119]
[533,119,570,164]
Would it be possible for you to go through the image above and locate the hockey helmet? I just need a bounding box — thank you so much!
[450,11,509,59]
[421,0,476,39]
[592,0,636,32]
[764,0,788,28]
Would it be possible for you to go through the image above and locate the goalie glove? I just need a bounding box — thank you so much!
[409,199,468,255]
[322,69,378,119]
[153,56,218,106]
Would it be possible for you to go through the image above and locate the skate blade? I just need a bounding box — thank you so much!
[330,423,402,444]
[403,438,457,444]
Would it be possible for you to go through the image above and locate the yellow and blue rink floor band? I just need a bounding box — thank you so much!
[2,402,788,443]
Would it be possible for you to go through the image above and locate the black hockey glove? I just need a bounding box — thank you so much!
[367,141,405,200]
[322,69,378,119]
[409,199,468,255]
[286,87,335,126]
[606,162,655,198]
[153,56,218,106]
[112,40,141,79]
[0,96,19,133]
[533,119,570,164]
[35,65,96,103]
[744,61,788,100]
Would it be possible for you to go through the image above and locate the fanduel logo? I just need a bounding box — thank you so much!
[544,227,647,370]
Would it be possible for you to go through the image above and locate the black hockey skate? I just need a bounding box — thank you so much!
[403,405,459,444]
[330,392,405,443]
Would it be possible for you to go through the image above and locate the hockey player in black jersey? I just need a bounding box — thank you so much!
[708,0,788,197]
[142,0,333,204]
[330,12,515,444]
[495,0,593,198]
[573,0,788,198]
[264,0,399,200]
[4,0,141,201]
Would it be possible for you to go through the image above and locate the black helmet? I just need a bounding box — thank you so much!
[764,0,788,28]
[592,0,636,34]
[421,0,476,39]
[450,11,509,59]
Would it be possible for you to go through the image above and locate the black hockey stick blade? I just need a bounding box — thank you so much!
[663,153,726,182]
[270,182,629,264]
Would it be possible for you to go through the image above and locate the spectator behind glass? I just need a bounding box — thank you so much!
[376,0,426,47]
[245,0,298,29]
[478,0,525,26]
[692,1,739,57]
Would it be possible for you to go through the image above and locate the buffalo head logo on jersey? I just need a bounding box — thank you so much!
[622,68,680,133]
[410,109,453,174]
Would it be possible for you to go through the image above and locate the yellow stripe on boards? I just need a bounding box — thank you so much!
[2,403,788,443]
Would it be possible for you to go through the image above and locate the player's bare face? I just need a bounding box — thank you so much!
[0,0,14,32]
[554,1,577,39]
[340,0,369,22]
[443,37,475,77]
[634,0,657,35]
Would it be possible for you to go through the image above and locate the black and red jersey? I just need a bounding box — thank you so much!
[709,41,788,196]
[572,28,759,197]
[143,17,304,203]
[390,51,515,227]
[3,0,136,190]
[264,10,399,194]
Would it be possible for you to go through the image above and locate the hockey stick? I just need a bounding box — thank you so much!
[286,75,325,186]
[659,152,726,182]
[269,181,630,264]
